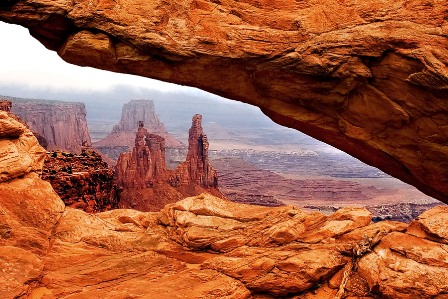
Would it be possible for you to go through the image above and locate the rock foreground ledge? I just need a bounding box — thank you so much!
[1,112,448,299]
[1,0,448,203]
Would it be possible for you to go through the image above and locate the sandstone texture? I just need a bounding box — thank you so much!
[116,114,221,211]
[94,99,182,160]
[42,149,119,213]
[1,111,448,298]
[0,0,447,202]
[4,95,91,153]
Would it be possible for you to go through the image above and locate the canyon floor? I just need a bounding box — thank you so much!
[171,126,442,222]
[1,105,448,299]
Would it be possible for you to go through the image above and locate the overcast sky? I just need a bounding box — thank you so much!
[0,21,189,92]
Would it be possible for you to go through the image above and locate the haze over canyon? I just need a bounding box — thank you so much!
[0,0,447,298]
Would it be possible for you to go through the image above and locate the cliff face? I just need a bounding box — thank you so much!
[94,100,182,160]
[1,0,446,203]
[4,95,91,153]
[0,112,447,298]
[42,150,119,213]
[116,114,220,211]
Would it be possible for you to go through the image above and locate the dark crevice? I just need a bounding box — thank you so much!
[28,14,77,51]
[0,0,20,8]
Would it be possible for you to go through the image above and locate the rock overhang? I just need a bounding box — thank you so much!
[0,0,447,203]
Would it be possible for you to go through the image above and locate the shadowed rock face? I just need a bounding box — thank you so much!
[42,150,119,213]
[0,1,447,202]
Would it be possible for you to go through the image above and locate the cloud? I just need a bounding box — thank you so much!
[0,21,185,92]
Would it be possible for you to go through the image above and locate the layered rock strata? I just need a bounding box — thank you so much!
[94,99,182,160]
[1,112,448,298]
[42,149,119,213]
[116,114,220,211]
[3,95,91,153]
[1,0,447,203]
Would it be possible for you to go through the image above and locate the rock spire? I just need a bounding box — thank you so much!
[185,114,217,188]
[115,121,166,188]
[115,115,220,211]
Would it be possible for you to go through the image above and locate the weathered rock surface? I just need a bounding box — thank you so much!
[42,149,119,212]
[1,100,448,299]
[0,100,11,112]
[116,115,221,211]
[4,95,91,153]
[94,99,182,160]
[0,0,447,203]
[0,111,46,183]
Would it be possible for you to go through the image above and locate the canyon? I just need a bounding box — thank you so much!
[0,1,447,297]
[1,90,441,222]
[1,111,447,298]
[214,157,440,222]
[116,114,221,211]
[2,95,91,153]
[1,0,446,204]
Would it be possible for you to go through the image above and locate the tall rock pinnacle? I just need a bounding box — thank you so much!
[186,114,217,188]
[115,121,166,189]
[115,115,221,211]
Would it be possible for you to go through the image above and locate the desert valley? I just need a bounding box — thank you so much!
[2,93,441,223]
[0,0,448,298]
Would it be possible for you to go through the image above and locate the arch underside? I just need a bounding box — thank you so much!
[0,0,447,203]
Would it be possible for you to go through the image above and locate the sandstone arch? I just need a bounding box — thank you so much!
[1,0,447,203]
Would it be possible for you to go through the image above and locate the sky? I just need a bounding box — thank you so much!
[0,21,189,92]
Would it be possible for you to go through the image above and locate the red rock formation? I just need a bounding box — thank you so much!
[115,121,166,188]
[1,1,446,203]
[1,111,448,298]
[94,99,182,160]
[116,115,220,211]
[0,100,12,112]
[42,149,119,213]
[185,114,218,188]
[5,95,91,153]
